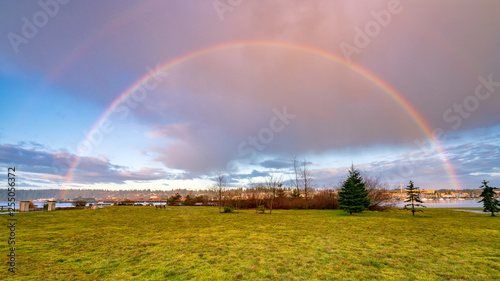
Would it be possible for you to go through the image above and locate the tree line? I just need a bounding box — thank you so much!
[209,164,393,214]
[0,188,209,201]
[210,164,499,217]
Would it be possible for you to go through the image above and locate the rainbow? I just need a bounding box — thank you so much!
[61,40,461,194]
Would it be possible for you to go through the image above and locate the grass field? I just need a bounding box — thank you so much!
[2,207,499,280]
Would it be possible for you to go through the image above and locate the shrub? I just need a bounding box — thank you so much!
[223,206,234,213]
[311,189,339,210]
[73,200,87,207]
[364,174,394,211]
[367,188,394,211]
[257,205,266,214]
[121,200,135,206]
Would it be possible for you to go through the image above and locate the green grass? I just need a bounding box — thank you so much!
[2,207,499,280]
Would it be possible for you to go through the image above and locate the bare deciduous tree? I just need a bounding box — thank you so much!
[265,174,283,214]
[291,155,315,207]
[290,155,301,198]
[363,174,394,211]
[229,187,243,210]
[210,173,227,213]
[301,159,314,207]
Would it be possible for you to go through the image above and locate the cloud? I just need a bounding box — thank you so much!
[230,170,271,180]
[259,159,293,169]
[307,137,500,189]
[207,170,271,185]
[19,183,41,188]
[470,172,500,177]
[0,144,172,184]
[138,5,500,176]
[1,1,499,186]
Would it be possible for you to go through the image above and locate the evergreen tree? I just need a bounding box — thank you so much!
[478,180,499,216]
[403,180,426,216]
[290,187,300,199]
[338,166,370,215]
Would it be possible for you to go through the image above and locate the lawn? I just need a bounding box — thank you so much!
[2,207,499,280]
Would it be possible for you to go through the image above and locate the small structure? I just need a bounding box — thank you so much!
[47,201,56,211]
[19,201,30,212]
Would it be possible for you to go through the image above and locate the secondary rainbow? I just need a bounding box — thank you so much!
[61,40,461,194]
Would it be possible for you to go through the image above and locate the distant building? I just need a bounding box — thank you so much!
[441,192,468,198]
[420,190,438,199]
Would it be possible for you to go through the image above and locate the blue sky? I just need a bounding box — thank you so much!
[1,0,499,190]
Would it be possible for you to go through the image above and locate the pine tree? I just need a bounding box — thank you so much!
[403,180,426,216]
[290,187,300,199]
[478,180,499,216]
[338,166,370,215]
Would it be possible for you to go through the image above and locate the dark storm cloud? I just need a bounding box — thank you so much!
[1,1,499,184]
[259,159,293,169]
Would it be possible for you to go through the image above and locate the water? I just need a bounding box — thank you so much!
[452,209,488,214]
[1,200,484,209]
[0,202,89,209]
[0,201,160,209]
[393,199,482,208]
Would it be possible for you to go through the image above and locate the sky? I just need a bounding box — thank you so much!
[1,0,499,191]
